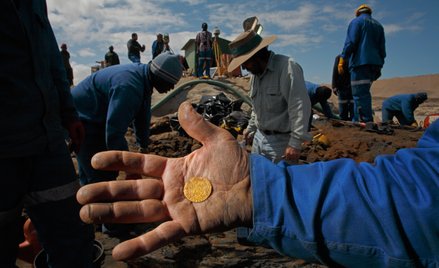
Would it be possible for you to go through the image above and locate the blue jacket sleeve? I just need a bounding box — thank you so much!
[320,101,334,119]
[341,19,360,61]
[400,96,416,123]
[248,121,439,267]
[106,84,144,151]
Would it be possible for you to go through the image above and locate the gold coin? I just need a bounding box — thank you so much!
[183,177,212,203]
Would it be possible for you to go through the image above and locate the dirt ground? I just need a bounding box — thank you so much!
[17,74,438,267]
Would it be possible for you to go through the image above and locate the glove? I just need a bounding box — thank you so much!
[337,57,345,75]
[66,120,85,154]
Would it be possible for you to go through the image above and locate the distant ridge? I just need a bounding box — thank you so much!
[371,73,439,98]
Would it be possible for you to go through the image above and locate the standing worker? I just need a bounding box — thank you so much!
[195,22,213,78]
[127,32,145,63]
[162,33,173,53]
[0,0,95,267]
[60,43,74,87]
[381,93,428,126]
[212,27,225,77]
[151,33,164,59]
[338,4,386,122]
[227,29,310,244]
[228,30,311,165]
[104,45,120,67]
[332,54,354,121]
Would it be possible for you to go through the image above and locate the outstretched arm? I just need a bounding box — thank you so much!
[77,101,252,260]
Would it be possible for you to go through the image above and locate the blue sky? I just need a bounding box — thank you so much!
[47,0,439,85]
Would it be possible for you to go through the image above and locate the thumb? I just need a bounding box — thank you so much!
[178,101,233,145]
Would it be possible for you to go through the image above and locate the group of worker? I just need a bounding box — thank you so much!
[126,31,173,64]
[76,5,437,267]
[78,5,437,268]
[309,3,427,127]
[2,2,437,268]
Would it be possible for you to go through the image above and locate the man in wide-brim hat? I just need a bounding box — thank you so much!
[228,30,311,165]
[228,29,311,245]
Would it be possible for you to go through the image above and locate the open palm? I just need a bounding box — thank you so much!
[77,101,252,260]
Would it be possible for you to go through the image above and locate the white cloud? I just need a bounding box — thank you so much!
[154,0,205,4]
[78,48,96,57]
[275,33,323,48]
[384,24,405,35]
[48,0,188,46]
[260,4,316,31]
[71,62,94,86]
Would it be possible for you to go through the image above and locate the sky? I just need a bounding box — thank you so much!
[47,0,439,85]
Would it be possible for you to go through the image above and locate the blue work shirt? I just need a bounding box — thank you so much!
[152,40,164,59]
[0,0,78,158]
[249,120,439,267]
[71,63,152,150]
[382,94,420,124]
[341,13,386,69]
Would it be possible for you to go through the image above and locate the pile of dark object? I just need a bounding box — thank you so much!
[170,92,250,138]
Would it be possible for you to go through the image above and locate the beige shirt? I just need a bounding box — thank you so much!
[247,52,311,149]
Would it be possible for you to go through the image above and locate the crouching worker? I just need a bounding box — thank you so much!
[305,81,335,129]
[71,52,183,236]
[381,92,428,126]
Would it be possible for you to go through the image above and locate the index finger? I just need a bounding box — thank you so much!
[77,179,164,205]
[91,151,167,178]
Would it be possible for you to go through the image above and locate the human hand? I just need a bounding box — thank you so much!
[76,101,252,260]
[243,128,255,145]
[283,146,301,163]
[333,87,339,96]
[66,120,85,154]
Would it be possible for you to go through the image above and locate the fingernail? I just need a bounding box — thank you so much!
[91,154,101,168]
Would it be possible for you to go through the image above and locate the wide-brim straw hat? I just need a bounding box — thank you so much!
[227,30,276,73]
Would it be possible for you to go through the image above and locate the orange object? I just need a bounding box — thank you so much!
[18,218,42,264]
[423,113,439,128]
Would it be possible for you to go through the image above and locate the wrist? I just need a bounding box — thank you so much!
[224,150,253,228]
[225,176,253,228]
